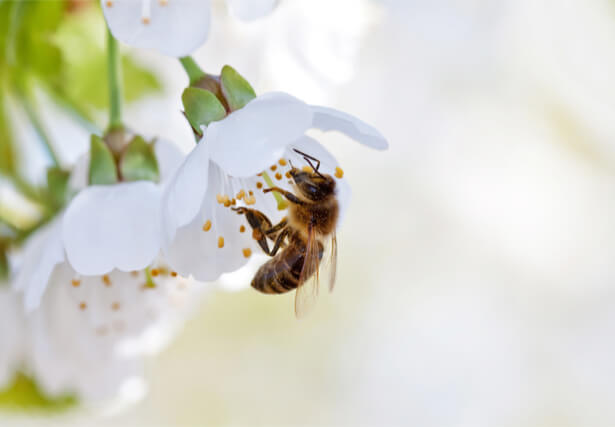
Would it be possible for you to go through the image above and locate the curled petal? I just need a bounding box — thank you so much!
[161,139,210,246]
[13,218,66,312]
[62,182,162,275]
[102,0,211,57]
[164,163,262,281]
[208,92,312,177]
[228,0,278,21]
[310,105,389,150]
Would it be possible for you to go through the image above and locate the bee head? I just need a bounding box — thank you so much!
[289,167,336,201]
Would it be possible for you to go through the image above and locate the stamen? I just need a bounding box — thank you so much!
[141,0,151,24]
[249,190,254,196]
[202,219,212,232]
[151,268,159,277]
[270,165,277,172]
[236,189,245,200]
[245,195,256,205]
[170,271,178,277]
[275,172,282,180]
[278,158,287,166]
[102,275,112,287]
[335,166,344,179]
[256,182,263,189]
[285,171,291,179]
[239,225,246,233]
[111,302,121,311]
[216,194,225,204]
[79,302,87,310]
[71,279,81,287]
[224,198,231,208]
[159,0,168,5]
[105,0,114,7]
[218,236,225,248]
[242,248,252,258]
[231,198,237,206]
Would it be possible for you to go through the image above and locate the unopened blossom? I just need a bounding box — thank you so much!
[101,0,278,57]
[161,92,387,281]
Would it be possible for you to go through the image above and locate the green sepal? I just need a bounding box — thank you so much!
[119,136,160,182]
[182,87,226,136]
[220,65,256,111]
[46,167,70,209]
[88,134,118,185]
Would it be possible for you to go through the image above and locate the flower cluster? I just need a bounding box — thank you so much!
[0,0,387,411]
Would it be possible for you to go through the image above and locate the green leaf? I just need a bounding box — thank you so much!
[220,65,256,111]
[0,373,77,412]
[88,134,118,185]
[182,87,226,135]
[46,167,70,208]
[119,136,160,182]
[0,95,16,175]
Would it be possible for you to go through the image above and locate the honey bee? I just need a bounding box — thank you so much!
[232,149,338,317]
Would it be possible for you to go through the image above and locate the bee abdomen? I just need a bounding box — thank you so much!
[251,249,303,294]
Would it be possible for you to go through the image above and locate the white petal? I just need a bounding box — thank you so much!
[310,105,389,150]
[102,0,211,57]
[208,92,312,177]
[12,218,66,312]
[286,136,352,224]
[62,182,162,275]
[161,138,210,246]
[155,139,185,182]
[164,163,263,281]
[228,0,277,21]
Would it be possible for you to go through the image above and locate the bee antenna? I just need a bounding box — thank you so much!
[292,148,324,177]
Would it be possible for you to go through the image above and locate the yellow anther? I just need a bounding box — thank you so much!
[242,248,252,258]
[216,194,224,204]
[257,172,263,177]
[202,220,212,232]
[245,195,256,205]
[239,225,246,233]
[270,165,277,171]
[285,171,292,179]
[141,17,150,24]
[79,302,87,310]
[236,189,245,200]
[302,166,312,173]
[249,190,254,196]
[218,236,225,248]
[151,269,159,277]
[335,166,344,179]
[102,275,111,287]
[105,0,113,6]
[275,172,282,180]
[231,198,237,206]
[159,0,168,5]
[224,199,231,208]
[71,279,81,287]
[111,302,121,311]
[256,182,263,189]
[278,158,287,166]
[170,271,178,277]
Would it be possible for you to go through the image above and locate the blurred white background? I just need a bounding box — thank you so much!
[6,0,615,425]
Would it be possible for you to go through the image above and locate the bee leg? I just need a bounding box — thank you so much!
[264,218,288,236]
[263,187,304,205]
[232,207,273,254]
[269,227,290,256]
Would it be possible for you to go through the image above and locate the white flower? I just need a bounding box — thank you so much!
[101,0,278,57]
[161,92,387,281]
[13,140,184,311]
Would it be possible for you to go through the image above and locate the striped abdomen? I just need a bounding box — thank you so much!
[251,237,323,294]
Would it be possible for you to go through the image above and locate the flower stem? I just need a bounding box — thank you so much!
[262,172,287,210]
[107,28,123,130]
[20,95,60,167]
[179,56,206,85]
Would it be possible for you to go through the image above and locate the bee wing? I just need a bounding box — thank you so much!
[294,225,321,318]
